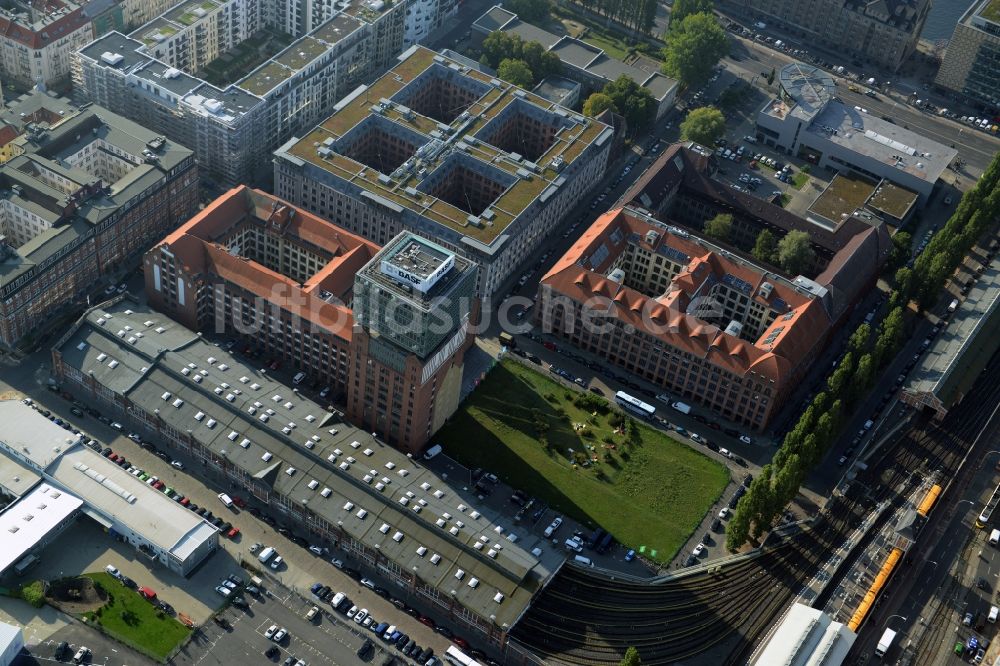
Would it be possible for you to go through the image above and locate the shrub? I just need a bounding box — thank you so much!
[21,581,45,608]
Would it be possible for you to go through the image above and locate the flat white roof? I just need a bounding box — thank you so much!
[0,483,83,575]
[0,401,81,470]
[753,602,856,666]
[47,447,216,560]
[0,622,22,658]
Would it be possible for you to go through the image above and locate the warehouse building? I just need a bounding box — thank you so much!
[0,400,219,576]
[0,483,83,578]
[53,299,558,646]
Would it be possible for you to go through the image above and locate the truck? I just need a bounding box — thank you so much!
[671,401,692,415]
[991,529,1000,546]
[499,332,516,348]
[257,546,276,564]
[875,627,896,658]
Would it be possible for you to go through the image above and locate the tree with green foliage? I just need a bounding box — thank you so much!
[847,323,871,353]
[826,351,854,396]
[583,92,617,118]
[753,229,779,264]
[481,32,560,86]
[662,12,730,87]
[568,0,657,33]
[602,75,657,133]
[497,59,534,88]
[679,106,726,147]
[704,213,732,243]
[506,0,551,23]
[766,67,775,86]
[777,230,815,275]
[894,266,915,305]
[854,353,875,390]
[890,231,912,268]
[669,0,713,27]
[620,646,642,666]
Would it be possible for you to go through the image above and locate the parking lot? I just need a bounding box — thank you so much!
[171,585,391,666]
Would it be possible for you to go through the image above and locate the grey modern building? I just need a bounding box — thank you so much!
[721,0,930,72]
[73,0,404,186]
[935,0,1000,111]
[756,63,956,205]
[274,45,614,297]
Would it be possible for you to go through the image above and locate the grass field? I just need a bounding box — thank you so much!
[435,361,729,561]
[791,172,810,190]
[82,573,191,661]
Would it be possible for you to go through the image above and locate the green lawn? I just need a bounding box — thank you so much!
[436,361,729,561]
[791,172,810,190]
[580,30,631,60]
[82,573,191,661]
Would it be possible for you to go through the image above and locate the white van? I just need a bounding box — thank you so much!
[293,371,306,385]
[218,493,234,508]
[257,546,276,563]
[990,606,999,623]
[990,529,1000,546]
[573,555,594,567]
[423,444,442,460]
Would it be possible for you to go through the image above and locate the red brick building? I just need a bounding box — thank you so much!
[538,206,884,430]
[144,186,478,452]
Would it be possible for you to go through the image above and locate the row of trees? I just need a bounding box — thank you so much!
[699,208,816,275]
[480,32,562,88]
[566,0,657,35]
[907,153,1000,310]
[724,152,1000,551]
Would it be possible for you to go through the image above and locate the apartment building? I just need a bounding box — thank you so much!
[144,187,477,452]
[274,45,614,297]
[131,0,260,74]
[722,0,930,72]
[538,206,875,430]
[0,93,197,349]
[74,0,410,185]
[935,0,1000,111]
[472,6,678,119]
[0,90,77,165]
[0,0,94,87]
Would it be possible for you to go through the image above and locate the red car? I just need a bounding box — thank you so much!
[180,497,190,506]
[152,480,164,490]
[109,453,119,462]
[452,637,469,650]
[232,496,246,508]
[139,586,157,601]
[226,526,240,539]
[418,616,435,628]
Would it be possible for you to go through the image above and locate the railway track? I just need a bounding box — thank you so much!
[512,347,1000,665]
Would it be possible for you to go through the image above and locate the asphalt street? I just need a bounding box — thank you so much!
[725,36,1000,176]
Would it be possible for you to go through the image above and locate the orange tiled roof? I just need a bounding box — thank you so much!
[155,186,380,342]
[540,208,833,384]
